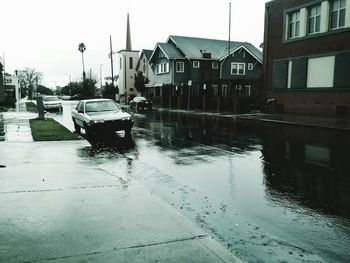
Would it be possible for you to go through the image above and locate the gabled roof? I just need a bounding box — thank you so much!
[167,35,262,62]
[142,49,153,60]
[149,43,185,63]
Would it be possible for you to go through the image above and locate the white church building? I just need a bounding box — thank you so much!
[117,13,139,104]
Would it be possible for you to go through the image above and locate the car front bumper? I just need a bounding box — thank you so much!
[85,119,133,134]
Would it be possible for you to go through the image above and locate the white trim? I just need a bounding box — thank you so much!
[212,62,219,69]
[287,60,293,89]
[346,0,350,27]
[248,63,254,70]
[220,45,262,63]
[320,1,330,33]
[300,8,308,37]
[193,61,200,68]
[231,62,245,75]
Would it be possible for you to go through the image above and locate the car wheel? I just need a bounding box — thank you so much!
[124,128,132,138]
[73,120,81,134]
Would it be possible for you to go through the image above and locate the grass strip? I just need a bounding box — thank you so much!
[29,118,81,141]
[25,102,38,112]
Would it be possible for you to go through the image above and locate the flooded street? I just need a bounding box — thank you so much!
[52,102,350,262]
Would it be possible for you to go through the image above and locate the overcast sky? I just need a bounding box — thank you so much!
[1,0,268,88]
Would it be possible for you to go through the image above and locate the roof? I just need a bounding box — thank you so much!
[142,49,153,60]
[167,35,262,62]
[149,43,185,62]
[158,43,184,59]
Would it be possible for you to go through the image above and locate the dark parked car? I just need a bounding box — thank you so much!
[72,99,133,138]
[130,96,153,110]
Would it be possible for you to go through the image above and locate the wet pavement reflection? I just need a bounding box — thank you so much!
[51,103,350,262]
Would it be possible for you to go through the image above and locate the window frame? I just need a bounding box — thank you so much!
[330,0,346,30]
[193,61,200,68]
[308,4,321,34]
[231,62,246,75]
[176,61,184,73]
[212,62,219,69]
[248,63,254,71]
[288,10,301,39]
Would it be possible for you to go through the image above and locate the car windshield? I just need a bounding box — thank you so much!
[134,97,146,102]
[85,100,121,112]
[44,96,59,101]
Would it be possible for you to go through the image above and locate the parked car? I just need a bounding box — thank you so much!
[43,96,62,111]
[130,96,153,110]
[71,99,133,138]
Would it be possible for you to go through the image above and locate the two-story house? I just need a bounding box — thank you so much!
[263,0,350,116]
[147,35,262,112]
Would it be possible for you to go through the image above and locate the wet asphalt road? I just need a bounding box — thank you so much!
[49,101,350,262]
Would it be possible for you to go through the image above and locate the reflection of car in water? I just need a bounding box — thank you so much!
[43,96,62,111]
[71,99,133,140]
[130,96,153,110]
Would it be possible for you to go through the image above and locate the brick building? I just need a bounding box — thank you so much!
[263,0,350,116]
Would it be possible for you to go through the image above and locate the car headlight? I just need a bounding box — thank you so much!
[121,116,131,121]
[90,120,105,124]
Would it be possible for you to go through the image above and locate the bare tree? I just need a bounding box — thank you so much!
[17,68,43,100]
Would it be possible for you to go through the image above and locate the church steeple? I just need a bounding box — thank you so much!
[125,13,132,50]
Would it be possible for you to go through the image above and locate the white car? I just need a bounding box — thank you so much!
[43,96,62,111]
[71,99,133,138]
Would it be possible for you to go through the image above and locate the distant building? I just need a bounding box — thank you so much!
[147,35,262,112]
[263,0,350,116]
[135,49,155,91]
[0,58,3,102]
[117,13,139,103]
[3,74,20,102]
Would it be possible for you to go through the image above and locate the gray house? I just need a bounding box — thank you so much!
[147,35,262,112]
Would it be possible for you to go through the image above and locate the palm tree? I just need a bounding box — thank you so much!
[78,43,86,81]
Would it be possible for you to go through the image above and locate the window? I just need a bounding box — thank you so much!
[289,10,300,38]
[212,62,218,69]
[129,57,133,69]
[330,0,346,29]
[176,62,184,72]
[143,64,146,73]
[248,63,254,70]
[308,5,321,34]
[222,85,229,96]
[231,63,245,75]
[193,61,200,68]
[307,56,335,88]
[212,84,219,96]
[156,62,169,74]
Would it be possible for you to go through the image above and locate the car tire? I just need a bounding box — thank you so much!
[73,120,81,134]
[124,128,132,138]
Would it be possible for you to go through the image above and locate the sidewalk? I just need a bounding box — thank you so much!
[0,103,241,262]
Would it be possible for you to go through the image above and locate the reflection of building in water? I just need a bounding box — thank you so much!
[134,111,261,152]
[261,125,350,217]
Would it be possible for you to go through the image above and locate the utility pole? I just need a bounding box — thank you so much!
[109,35,114,87]
[228,2,231,57]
